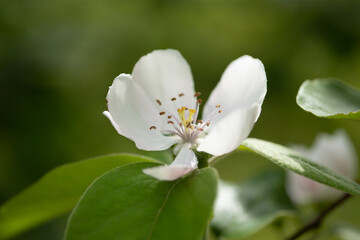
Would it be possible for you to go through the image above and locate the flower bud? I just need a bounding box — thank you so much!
[286,130,358,205]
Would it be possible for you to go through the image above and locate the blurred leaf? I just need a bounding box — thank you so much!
[211,169,296,239]
[64,162,218,240]
[240,138,360,196]
[0,154,157,239]
[296,79,360,120]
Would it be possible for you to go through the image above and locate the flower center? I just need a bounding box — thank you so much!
[149,92,222,145]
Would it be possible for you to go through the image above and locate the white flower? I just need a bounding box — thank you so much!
[104,49,267,181]
[287,130,358,205]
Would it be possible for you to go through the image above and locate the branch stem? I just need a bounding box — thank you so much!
[287,193,351,240]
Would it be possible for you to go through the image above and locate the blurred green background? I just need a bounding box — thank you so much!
[1,0,360,239]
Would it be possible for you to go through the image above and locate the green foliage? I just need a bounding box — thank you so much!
[297,79,360,120]
[241,138,360,196]
[64,162,218,240]
[0,154,157,239]
[211,169,296,239]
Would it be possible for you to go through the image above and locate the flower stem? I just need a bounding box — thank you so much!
[286,193,352,240]
[208,153,229,166]
[194,150,211,168]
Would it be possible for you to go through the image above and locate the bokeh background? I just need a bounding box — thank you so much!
[1,0,360,239]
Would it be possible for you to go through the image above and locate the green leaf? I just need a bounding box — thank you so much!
[296,79,360,120]
[211,169,296,239]
[141,149,173,164]
[65,162,218,240]
[0,154,156,239]
[241,138,360,196]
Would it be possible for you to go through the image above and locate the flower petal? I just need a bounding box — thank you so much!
[105,74,179,151]
[132,49,196,116]
[203,55,267,123]
[197,105,260,156]
[198,55,267,156]
[143,144,198,181]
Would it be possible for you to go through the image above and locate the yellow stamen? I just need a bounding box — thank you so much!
[186,109,196,124]
[177,107,197,132]
[178,108,186,124]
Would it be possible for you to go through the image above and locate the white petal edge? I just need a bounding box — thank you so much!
[143,144,198,181]
[105,74,179,151]
[103,111,122,134]
[132,49,196,116]
[197,104,261,156]
[203,55,267,124]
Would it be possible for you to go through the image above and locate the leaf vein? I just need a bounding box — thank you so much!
[146,179,181,240]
